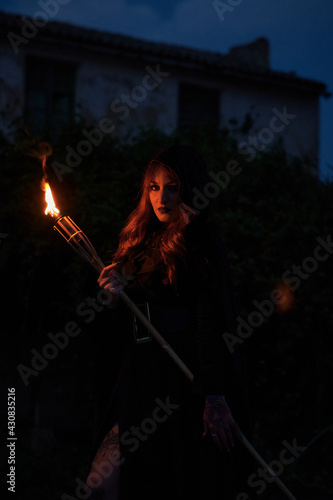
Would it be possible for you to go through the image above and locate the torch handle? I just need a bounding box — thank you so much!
[50,218,297,500]
[238,434,298,500]
[119,289,297,499]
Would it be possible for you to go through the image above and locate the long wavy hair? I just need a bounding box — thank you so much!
[111,160,189,286]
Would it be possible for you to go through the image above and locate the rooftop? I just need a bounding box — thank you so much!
[0,10,330,97]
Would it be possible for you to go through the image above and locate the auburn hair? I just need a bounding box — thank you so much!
[111,161,189,286]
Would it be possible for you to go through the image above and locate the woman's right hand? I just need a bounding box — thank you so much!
[98,263,125,309]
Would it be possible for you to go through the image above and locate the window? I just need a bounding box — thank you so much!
[25,57,76,133]
[178,83,220,131]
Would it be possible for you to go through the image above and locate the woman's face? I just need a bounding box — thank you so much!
[149,168,180,226]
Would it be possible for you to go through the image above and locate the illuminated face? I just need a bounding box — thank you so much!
[149,168,180,226]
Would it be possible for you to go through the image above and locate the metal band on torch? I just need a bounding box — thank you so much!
[53,216,104,273]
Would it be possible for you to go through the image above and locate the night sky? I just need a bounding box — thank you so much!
[2,0,332,179]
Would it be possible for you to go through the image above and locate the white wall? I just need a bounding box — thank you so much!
[0,46,25,136]
[221,81,319,163]
[0,40,320,166]
[76,57,178,136]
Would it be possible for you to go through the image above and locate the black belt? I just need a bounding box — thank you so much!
[132,302,193,343]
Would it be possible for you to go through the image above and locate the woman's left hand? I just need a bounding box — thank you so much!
[203,395,242,452]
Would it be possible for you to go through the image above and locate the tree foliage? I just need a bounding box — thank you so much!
[1,121,333,498]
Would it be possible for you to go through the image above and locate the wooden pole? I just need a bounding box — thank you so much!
[238,434,297,500]
[118,289,297,500]
[52,221,297,500]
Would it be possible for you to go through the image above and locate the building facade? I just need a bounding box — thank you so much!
[0,10,330,167]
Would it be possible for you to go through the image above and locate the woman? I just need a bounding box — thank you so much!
[86,145,250,499]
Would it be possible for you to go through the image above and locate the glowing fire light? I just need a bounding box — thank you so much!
[275,283,294,314]
[41,178,60,217]
[34,148,60,218]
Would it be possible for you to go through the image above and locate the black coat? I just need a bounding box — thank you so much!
[90,145,252,499]
[93,216,251,500]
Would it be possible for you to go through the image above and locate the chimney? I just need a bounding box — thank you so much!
[228,37,270,69]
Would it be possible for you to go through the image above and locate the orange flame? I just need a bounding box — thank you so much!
[275,283,294,314]
[38,149,60,217]
[41,177,60,217]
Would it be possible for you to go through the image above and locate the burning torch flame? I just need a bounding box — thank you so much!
[43,180,60,217]
[38,150,60,218]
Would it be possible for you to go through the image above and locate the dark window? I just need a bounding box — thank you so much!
[25,57,76,134]
[178,83,220,130]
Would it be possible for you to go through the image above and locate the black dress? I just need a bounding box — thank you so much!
[91,219,250,500]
